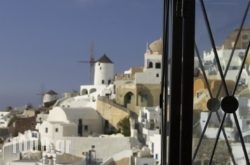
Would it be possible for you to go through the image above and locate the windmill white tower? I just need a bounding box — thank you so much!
[94,54,114,85]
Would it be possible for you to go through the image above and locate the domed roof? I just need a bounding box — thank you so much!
[149,38,163,55]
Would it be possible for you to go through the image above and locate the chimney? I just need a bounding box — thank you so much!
[42,143,56,165]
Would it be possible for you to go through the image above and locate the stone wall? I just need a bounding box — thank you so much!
[114,83,161,114]
[96,97,129,129]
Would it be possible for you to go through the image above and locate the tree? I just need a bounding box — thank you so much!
[117,117,130,136]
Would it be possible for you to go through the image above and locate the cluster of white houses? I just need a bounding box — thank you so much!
[0,38,165,165]
[3,28,250,164]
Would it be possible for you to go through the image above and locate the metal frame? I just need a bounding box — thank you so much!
[161,0,250,164]
[161,0,195,165]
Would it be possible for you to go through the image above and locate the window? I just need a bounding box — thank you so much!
[102,80,105,84]
[45,128,48,133]
[141,94,148,103]
[148,62,153,68]
[155,62,161,68]
[32,132,37,138]
[55,128,58,132]
[78,119,82,136]
[84,125,88,131]
[156,73,159,77]
[242,34,248,40]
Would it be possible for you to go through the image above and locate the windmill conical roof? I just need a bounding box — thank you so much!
[97,54,113,63]
[46,90,57,95]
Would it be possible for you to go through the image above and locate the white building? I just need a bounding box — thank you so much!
[38,106,103,146]
[2,130,39,163]
[43,90,58,107]
[115,38,164,86]
[93,54,114,86]
[78,54,115,109]
[202,47,248,86]
[0,111,11,128]
[200,94,250,141]
[55,95,96,109]
[200,111,235,140]
[148,134,161,164]
[231,143,250,165]
[138,106,161,143]
[136,106,162,164]
[138,106,161,129]
[35,113,48,130]
[135,38,163,84]
[133,146,156,165]
[59,135,136,162]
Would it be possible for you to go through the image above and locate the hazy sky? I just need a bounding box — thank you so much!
[0,0,249,109]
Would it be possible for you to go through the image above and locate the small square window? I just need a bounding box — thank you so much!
[32,132,37,138]
[45,128,48,133]
[55,128,58,132]
[155,62,161,69]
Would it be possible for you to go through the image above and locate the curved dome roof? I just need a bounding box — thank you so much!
[149,38,163,55]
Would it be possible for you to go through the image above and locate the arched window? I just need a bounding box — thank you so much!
[148,62,153,68]
[124,92,134,108]
[81,89,88,95]
[139,93,149,107]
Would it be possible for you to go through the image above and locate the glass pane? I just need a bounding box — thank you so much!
[194,0,250,164]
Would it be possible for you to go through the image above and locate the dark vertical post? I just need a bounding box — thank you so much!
[180,0,195,165]
[168,0,183,164]
[161,0,170,164]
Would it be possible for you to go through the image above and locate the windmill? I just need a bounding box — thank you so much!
[78,43,96,84]
[36,84,45,107]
